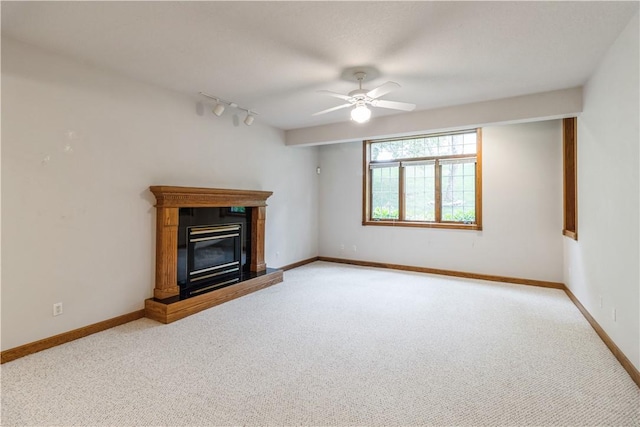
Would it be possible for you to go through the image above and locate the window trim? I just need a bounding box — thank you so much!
[562,118,578,240]
[362,129,483,230]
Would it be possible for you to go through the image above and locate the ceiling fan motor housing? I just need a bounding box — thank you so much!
[348,89,369,100]
[350,71,369,100]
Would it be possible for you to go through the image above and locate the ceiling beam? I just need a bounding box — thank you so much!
[285,87,583,146]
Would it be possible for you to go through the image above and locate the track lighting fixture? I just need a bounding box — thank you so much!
[200,92,258,126]
[212,103,225,117]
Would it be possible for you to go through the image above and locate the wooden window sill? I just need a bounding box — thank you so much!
[363,220,482,231]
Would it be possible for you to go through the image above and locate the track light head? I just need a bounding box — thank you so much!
[244,113,255,126]
[212,103,225,117]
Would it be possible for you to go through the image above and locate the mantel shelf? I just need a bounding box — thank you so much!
[150,186,273,208]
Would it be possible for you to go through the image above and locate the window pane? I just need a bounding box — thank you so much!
[405,164,435,221]
[437,136,451,155]
[371,166,399,219]
[371,141,403,161]
[425,137,439,155]
[437,132,476,156]
[401,138,428,158]
[463,132,477,154]
[372,131,477,161]
[441,162,476,223]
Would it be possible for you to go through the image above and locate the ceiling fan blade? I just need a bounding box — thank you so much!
[317,90,353,102]
[366,81,401,99]
[371,99,416,111]
[312,103,353,116]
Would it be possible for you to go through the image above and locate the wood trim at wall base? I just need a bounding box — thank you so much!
[563,287,640,388]
[0,309,146,364]
[279,257,320,271]
[318,257,564,289]
[3,259,636,390]
[145,270,283,324]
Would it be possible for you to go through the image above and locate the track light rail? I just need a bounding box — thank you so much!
[199,92,258,126]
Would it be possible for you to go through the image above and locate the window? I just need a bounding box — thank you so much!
[563,118,577,239]
[363,129,482,230]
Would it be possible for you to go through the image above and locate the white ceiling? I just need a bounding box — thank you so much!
[2,1,638,130]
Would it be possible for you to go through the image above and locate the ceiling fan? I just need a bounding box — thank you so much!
[313,71,416,123]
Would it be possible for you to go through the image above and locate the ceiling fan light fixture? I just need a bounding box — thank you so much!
[351,104,371,123]
[313,68,414,124]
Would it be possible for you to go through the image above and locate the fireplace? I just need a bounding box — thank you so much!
[145,186,283,323]
[178,206,251,296]
[183,223,241,292]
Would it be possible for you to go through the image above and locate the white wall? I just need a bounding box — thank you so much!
[319,120,563,282]
[1,38,319,350]
[564,13,639,369]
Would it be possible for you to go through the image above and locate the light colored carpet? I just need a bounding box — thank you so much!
[1,261,638,426]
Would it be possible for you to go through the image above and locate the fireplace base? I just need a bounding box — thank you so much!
[145,268,283,324]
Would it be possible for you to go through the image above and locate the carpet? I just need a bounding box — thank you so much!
[1,261,638,426]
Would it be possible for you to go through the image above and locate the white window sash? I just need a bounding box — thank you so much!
[369,162,400,169]
[438,157,476,166]
[401,159,436,167]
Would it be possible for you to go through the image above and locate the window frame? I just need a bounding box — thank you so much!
[362,129,483,230]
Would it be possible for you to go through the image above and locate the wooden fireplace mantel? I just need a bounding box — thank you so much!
[149,186,273,300]
[145,185,282,324]
[150,186,273,208]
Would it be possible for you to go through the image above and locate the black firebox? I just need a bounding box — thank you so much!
[188,223,241,285]
[177,207,251,297]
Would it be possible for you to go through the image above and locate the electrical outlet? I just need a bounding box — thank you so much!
[612,308,617,322]
[352,245,357,253]
[53,302,63,316]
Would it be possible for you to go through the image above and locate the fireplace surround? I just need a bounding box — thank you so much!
[145,186,283,323]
